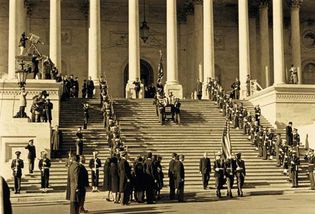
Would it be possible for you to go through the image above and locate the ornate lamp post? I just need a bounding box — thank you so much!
[15,60,28,88]
[140,0,150,43]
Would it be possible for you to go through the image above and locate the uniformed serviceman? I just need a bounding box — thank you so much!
[304,149,315,190]
[214,151,225,198]
[225,155,236,198]
[25,139,36,174]
[199,152,211,190]
[38,151,51,192]
[89,151,102,192]
[286,122,293,146]
[175,154,185,202]
[235,152,246,197]
[290,150,300,188]
[11,151,24,194]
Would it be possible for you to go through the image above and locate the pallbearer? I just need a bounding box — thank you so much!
[89,151,102,192]
[225,155,236,198]
[38,151,51,193]
[11,151,24,194]
[235,152,246,197]
[213,151,225,198]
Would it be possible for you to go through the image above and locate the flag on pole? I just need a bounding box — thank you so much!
[221,122,232,159]
[158,50,164,79]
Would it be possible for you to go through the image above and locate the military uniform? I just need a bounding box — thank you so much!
[213,156,225,198]
[11,151,24,194]
[225,158,236,198]
[290,152,300,188]
[38,156,51,191]
[304,150,315,190]
[25,140,36,173]
[235,153,246,197]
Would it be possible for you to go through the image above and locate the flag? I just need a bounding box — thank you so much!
[221,127,232,159]
[158,50,164,79]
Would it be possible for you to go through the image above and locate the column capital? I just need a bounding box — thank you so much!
[192,0,203,5]
[290,0,303,9]
[184,1,194,16]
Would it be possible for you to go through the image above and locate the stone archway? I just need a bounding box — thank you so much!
[302,62,315,84]
[124,59,154,98]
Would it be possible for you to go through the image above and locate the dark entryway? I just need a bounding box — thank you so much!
[124,59,154,98]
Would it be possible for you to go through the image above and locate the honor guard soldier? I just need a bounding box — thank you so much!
[290,150,300,188]
[304,149,315,190]
[89,151,102,192]
[225,155,236,198]
[199,152,211,190]
[11,151,24,194]
[214,151,225,198]
[38,151,51,192]
[293,128,301,156]
[254,105,261,126]
[235,152,246,197]
[286,122,293,146]
[25,139,36,174]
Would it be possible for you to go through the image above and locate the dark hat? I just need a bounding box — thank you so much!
[289,122,293,125]
[15,151,21,155]
[29,139,34,143]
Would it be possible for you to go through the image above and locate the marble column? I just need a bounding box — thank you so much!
[165,0,183,98]
[238,0,250,99]
[290,0,303,84]
[8,0,17,79]
[202,0,215,99]
[50,0,62,70]
[88,0,101,82]
[193,0,203,82]
[125,0,144,98]
[259,1,270,87]
[273,0,285,84]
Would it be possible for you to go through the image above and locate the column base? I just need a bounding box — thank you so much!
[202,82,209,99]
[164,83,183,99]
[125,82,144,99]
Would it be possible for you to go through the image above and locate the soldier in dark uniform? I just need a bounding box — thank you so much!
[225,156,236,198]
[286,122,293,146]
[89,152,101,192]
[45,99,53,124]
[119,151,132,205]
[231,78,240,99]
[235,152,246,197]
[75,128,84,156]
[25,139,36,174]
[304,149,315,190]
[144,152,155,204]
[275,133,283,167]
[1,176,12,214]
[38,152,51,192]
[254,105,261,126]
[11,151,24,194]
[168,153,177,200]
[79,155,89,213]
[214,151,225,198]
[290,150,300,188]
[293,128,301,157]
[174,154,185,202]
[199,152,211,190]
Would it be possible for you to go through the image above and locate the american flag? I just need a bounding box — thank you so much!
[221,121,232,159]
[158,50,164,79]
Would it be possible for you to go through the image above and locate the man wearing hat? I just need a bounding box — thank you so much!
[38,151,51,192]
[235,152,246,197]
[119,151,132,205]
[289,150,300,188]
[25,139,36,174]
[89,151,101,192]
[214,151,225,198]
[174,154,185,202]
[11,151,24,194]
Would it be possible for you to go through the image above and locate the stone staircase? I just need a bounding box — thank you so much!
[114,99,291,190]
[7,98,110,192]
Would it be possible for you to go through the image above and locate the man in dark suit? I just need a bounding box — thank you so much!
[38,152,51,193]
[1,176,12,214]
[225,156,236,198]
[11,151,24,194]
[174,154,185,202]
[214,151,225,198]
[25,139,36,174]
[89,151,101,192]
[290,151,300,188]
[144,152,155,204]
[168,153,177,200]
[86,76,95,98]
[235,152,246,197]
[119,151,131,205]
[69,154,81,214]
[79,155,89,213]
[199,152,211,190]
[286,122,293,146]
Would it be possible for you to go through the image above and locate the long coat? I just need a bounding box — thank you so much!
[51,130,63,151]
[1,176,12,214]
[68,162,80,202]
[25,144,36,160]
[110,161,119,193]
[174,161,185,189]
[78,163,89,202]
[199,157,211,175]
[119,158,131,193]
[103,158,111,191]
[134,161,145,191]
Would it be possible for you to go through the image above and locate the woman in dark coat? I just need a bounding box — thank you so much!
[110,156,119,203]
[103,158,111,201]
[134,156,145,203]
